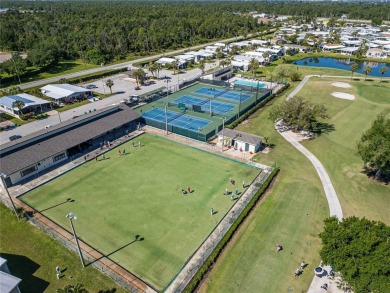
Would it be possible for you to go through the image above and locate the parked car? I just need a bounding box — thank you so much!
[9,135,22,141]
[86,84,98,89]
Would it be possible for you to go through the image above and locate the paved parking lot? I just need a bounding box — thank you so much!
[0,62,219,143]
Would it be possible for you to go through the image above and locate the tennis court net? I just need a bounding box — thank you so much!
[167,111,185,122]
[215,89,229,98]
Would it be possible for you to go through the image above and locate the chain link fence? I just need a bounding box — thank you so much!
[164,165,275,293]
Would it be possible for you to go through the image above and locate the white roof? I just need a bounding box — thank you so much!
[197,50,214,57]
[231,60,248,67]
[0,271,21,293]
[337,47,359,52]
[156,57,176,64]
[41,84,89,100]
[0,93,50,109]
[233,55,253,62]
[214,42,226,47]
[244,51,264,57]
[205,46,218,51]
[249,39,268,45]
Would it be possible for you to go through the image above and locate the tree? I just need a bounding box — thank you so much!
[57,283,89,293]
[275,66,289,82]
[363,66,372,81]
[0,52,27,83]
[12,100,25,115]
[289,71,301,82]
[371,17,383,26]
[357,113,390,179]
[349,64,359,80]
[198,59,206,75]
[220,59,231,68]
[149,62,158,79]
[105,79,114,94]
[319,216,390,293]
[379,66,388,82]
[248,58,259,79]
[0,85,22,97]
[269,95,328,131]
[133,69,145,85]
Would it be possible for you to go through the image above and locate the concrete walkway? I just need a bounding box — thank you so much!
[279,75,345,292]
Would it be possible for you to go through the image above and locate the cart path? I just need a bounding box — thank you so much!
[281,74,344,293]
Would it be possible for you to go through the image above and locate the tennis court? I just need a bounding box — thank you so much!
[143,108,211,131]
[194,87,252,103]
[171,95,236,114]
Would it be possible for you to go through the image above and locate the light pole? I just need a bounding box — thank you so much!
[102,80,106,95]
[66,212,85,268]
[0,173,20,220]
[165,79,171,103]
[58,112,62,123]
[238,92,242,119]
[221,117,226,152]
[164,102,168,135]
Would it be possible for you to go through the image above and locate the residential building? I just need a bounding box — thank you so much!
[40,84,92,105]
[0,93,51,118]
[365,48,388,59]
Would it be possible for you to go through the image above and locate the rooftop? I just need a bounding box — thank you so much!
[0,105,140,175]
[0,93,50,109]
[219,129,263,145]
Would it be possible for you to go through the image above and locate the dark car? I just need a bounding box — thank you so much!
[9,135,22,141]
[85,84,97,89]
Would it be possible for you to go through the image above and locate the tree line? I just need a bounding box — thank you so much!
[1,1,389,69]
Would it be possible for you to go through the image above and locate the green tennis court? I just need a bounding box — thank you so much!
[19,134,260,291]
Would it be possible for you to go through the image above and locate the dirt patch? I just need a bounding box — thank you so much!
[331,82,351,88]
[331,92,355,100]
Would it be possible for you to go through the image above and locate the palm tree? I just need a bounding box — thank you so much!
[220,59,231,68]
[149,62,158,79]
[249,58,259,79]
[379,66,388,82]
[1,85,22,97]
[363,66,372,81]
[198,59,206,75]
[262,51,270,64]
[105,79,114,94]
[133,68,145,85]
[12,100,25,115]
[171,59,178,75]
[350,64,359,80]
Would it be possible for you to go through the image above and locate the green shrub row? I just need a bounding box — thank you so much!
[182,167,280,293]
[65,67,128,85]
[226,83,290,129]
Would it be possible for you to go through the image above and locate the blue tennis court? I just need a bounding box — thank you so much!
[142,108,211,131]
[194,87,252,103]
[171,95,236,114]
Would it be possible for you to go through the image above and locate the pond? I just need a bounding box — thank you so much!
[291,57,390,77]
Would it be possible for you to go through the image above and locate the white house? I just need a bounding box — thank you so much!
[336,47,360,56]
[365,48,387,59]
[322,44,345,52]
[0,93,51,118]
[218,129,263,153]
[40,84,92,104]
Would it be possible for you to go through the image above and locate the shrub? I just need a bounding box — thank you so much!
[290,71,301,82]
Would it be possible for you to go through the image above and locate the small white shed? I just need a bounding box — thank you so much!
[218,129,263,153]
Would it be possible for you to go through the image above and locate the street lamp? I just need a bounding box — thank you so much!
[102,80,106,95]
[0,173,20,220]
[165,79,171,103]
[164,102,168,135]
[66,212,85,268]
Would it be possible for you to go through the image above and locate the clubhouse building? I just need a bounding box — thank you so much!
[0,105,140,188]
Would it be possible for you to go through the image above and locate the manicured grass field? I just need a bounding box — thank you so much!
[20,134,260,291]
[0,204,127,293]
[298,79,390,224]
[199,93,328,293]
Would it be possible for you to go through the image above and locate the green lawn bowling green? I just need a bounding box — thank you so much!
[20,134,260,290]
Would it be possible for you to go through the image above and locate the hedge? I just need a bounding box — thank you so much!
[182,166,280,293]
[226,83,290,129]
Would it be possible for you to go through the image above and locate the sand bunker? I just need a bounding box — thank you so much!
[332,82,351,88]
[331,92,355,100]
